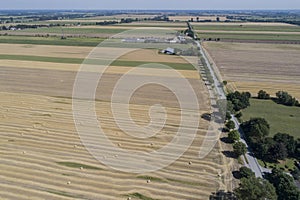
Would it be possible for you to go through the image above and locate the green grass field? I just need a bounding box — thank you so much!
[242,98,300,138]
[111,60,196,70]
[0,35,103,46]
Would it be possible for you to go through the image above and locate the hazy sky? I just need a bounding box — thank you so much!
[1,0,300,10]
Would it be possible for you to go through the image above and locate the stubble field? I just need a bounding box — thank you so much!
[0,43,232,199]
[203,42,300,99]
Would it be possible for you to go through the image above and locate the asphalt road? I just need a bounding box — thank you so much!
[196,40,270,178]
[231,116,271,178]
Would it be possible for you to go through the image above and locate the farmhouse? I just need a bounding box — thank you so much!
[161,47,175,55]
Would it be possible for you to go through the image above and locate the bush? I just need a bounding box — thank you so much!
[258,90,270,99]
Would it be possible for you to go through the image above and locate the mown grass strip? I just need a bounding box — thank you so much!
[111,60,196,70]
[47,190,81,198]
[126,193,158,200]
[56,162,102,170]
[137,175,167,183]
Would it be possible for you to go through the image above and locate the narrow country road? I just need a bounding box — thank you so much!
[196,40,270,178]
[231,116,271,178]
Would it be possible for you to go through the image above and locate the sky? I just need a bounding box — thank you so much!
[1,0,300,10]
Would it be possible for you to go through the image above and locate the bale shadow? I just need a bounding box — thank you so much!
[201,113,211,121]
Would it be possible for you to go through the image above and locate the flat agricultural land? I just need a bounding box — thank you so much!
[169,16,227,22]
[242,98,300,139]
[193,23,300,41]
[0,42,232,199]
[204,42,300,99]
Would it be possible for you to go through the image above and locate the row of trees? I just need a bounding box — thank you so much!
[224,117,247,158]
[211,167,300,199]
[241,117,300,162]
[258,90,299,107]
[234,167,300,200]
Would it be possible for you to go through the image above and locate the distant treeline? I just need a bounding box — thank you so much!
[226,15,300,26]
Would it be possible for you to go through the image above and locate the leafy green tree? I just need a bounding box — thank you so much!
[234,177,277,200]
[266,168,300,200]
[227,91,251,111]
[257,90,270,99]
[226,120,235,130]
[269,142,288,161]
[274,133,296,157]
[291,168,300,181]
[226,101,234,114]
[228,130,240,143]
[276,91,299,106]
[226,111,232,121]
[295,139,300,160]
[233,142,247,157]
[241,118,270,142]
[239,166,255,179]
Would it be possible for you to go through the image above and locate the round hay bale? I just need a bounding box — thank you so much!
[22,151,26,154]
[147,179,151,183]
[127,197,132,200]
[80,167,83,170]
[188,161,192,165]
[67,181,71,185]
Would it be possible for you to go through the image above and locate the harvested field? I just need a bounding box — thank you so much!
[191,22,297,26]
[0,44,93,58]
[169,16,226,22]
[117,49,189,63]
[0,44,232,199]
[204,42,300,99]
[0,35,104,47]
